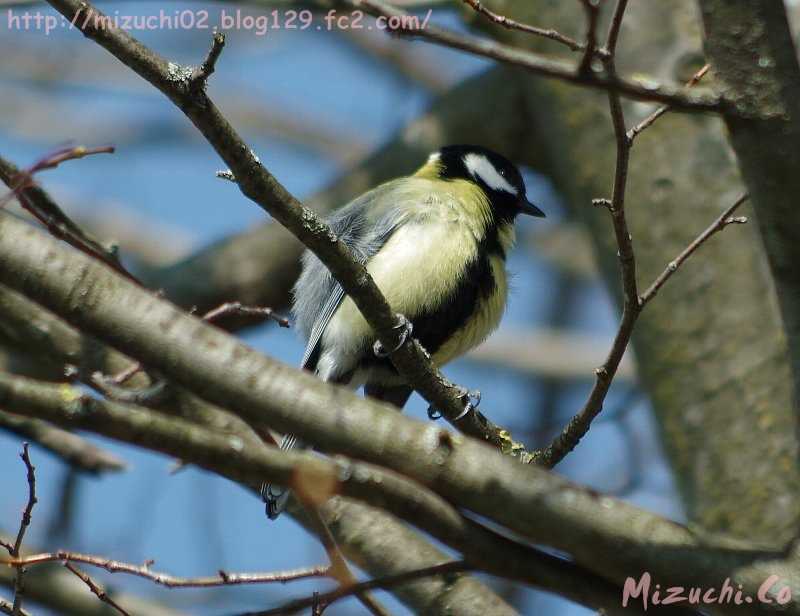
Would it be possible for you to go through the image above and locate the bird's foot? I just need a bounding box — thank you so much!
[427,387,481,422]
[373,314,413,358]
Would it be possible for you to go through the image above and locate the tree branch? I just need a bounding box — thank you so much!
[0,411,126,475]
[8,551,330,589]
[43,0,535,458]
[461,0,584,52]
[530,2,741,469]
[698,0,800,407]
[62,563,131,616]
[7,444,37,616]
[249,561,472,616]
[346,0,727,113]
[0,213,793,613]
[0,148,136,284]
[0,369,649,615]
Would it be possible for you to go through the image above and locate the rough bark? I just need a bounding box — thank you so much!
[0,292,516,616]
[470,0,800,546]
[2,210,800,614]
[698,0,800,405]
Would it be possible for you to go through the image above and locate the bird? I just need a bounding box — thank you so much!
[264,144,545,518]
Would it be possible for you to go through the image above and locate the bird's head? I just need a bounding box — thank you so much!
[423,145,545,221]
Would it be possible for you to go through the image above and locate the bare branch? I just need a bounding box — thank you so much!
[251,561,473,616]
[461,0,584,51]
[7,444,37,616]
[0,412,126,475]
[189,30,225,90]
[0,367,668,615]
[43,0,536,460]
[628,64,711,142]
[640,194,749,304]
[530,1,741,469]
[201,301,290,329]
[0,149,138,284]
[0,220,788,612]
[63,563,131,616]
[577,0,602,75]
[603,0,628,55]
[298,504,390,616]
[347,0,727,113]
[5,551,330,589]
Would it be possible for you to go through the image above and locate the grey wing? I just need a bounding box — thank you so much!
[292,180,411,373]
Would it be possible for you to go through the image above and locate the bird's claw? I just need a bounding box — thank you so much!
[373,314,413,358]
[427,387,481,422]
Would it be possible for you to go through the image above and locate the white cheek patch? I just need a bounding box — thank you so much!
[463,153,517,195]
[427,152,441,164]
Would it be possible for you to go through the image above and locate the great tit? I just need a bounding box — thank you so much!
[264,144,544,518]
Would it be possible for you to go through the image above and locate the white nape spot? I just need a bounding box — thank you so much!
[463,153,517,195]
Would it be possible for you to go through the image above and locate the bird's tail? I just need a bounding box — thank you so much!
[262,433,304,519]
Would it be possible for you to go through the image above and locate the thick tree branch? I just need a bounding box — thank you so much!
[0,369,647,615]
[0,214,796,612]
[698,0,800,407]
[0,255,514,614]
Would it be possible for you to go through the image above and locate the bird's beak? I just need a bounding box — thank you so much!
[518,196,546,218]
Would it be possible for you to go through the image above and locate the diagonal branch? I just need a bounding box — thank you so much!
[63,563,131,616]
[461,0,584,52]
[250,561,473,616]
[0,368,649,615]
[0,148,137,283]
[43,0,532,458]
[0,212,791,613]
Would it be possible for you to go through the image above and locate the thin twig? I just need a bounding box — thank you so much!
[201,301,290,328]
[247,561,473,616]
[3,551,330,588]
[300,505,390,616]
[0,148,138,283]
[628,64,710,142]
[532,0,636,468]
[577,0,602,75]
[63,562,131,616]
[461,0,584,51]
[603,0,628,55]
[9,444,37,616]
[533,195,749,467]
[189,30,225,90]
[532,12,722,468]
[640,194,749,304]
